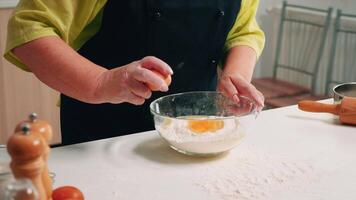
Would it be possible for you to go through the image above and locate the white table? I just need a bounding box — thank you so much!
[1,100,356,200]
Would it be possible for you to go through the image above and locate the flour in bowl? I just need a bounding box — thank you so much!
[155,116,245,155]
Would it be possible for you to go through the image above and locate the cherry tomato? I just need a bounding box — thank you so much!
[52,186,84,200]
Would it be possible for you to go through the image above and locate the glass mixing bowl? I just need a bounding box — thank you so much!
[150,91,257,157]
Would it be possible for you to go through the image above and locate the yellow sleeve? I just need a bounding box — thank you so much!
[4,0,106,71]
[225,0,265,58]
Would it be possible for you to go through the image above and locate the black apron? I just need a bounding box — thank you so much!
[60,0,241,145]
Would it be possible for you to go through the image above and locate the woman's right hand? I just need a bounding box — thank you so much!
[94,56,173,105]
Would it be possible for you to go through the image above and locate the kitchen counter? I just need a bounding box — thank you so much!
[1,100,356,200]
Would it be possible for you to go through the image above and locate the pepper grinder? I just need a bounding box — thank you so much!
[15,113,53,200]
[7,123,47,200]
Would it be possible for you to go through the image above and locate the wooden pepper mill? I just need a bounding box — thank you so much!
[15,113,53,200]
[7,123,47,200]
[15,113,53,140]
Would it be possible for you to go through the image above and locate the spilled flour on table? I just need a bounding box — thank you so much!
[194,147,319,200]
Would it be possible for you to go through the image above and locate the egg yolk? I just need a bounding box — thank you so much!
[188,119,224,134]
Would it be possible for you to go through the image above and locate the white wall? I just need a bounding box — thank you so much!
[271,0,356,13]
[0,0,18,8]
[255,0,356,77]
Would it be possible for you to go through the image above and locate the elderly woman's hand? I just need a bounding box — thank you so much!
[217,46,265,110]
[218,72,264,108]
[94,56,173,105]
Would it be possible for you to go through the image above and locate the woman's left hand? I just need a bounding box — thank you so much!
[218,71,265,109]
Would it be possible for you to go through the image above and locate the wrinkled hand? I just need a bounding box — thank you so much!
[218,72,265,109]
[94,56,173,105]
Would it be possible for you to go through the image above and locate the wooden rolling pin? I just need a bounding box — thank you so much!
[298,97,356,125]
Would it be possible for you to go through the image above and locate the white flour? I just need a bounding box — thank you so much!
[194,146,319,200]
[152,116,320,199]
[155,117,246,154]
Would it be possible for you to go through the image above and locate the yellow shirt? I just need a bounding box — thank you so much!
[4,0,265,71]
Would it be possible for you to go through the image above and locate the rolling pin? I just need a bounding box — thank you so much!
[15,113,53,200]
[298,97,356,125]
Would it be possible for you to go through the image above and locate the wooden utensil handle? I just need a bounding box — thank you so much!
[298,100,340,115]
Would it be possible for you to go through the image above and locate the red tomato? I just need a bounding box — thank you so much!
[52,186,84,200]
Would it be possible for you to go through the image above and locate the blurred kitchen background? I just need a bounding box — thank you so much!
[0,0,355,144]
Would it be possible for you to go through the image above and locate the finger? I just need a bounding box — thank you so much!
[231,78,264,107]
[255,90,265,112]
[127,79,152,99]
[126,92,145,105]
[256,90,265,106]
[132,68,168,92]
[251,87,264,108]
[140,56,173,76]
[226,101,254,115]
[219,76,240,103]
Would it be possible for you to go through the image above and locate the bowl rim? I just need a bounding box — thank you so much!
[149,91,257,120]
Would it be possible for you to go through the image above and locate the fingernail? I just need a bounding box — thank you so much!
[160,84,168,92]
[233,94,240,103]
[168,67,174,75]
[259,97,265,107]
